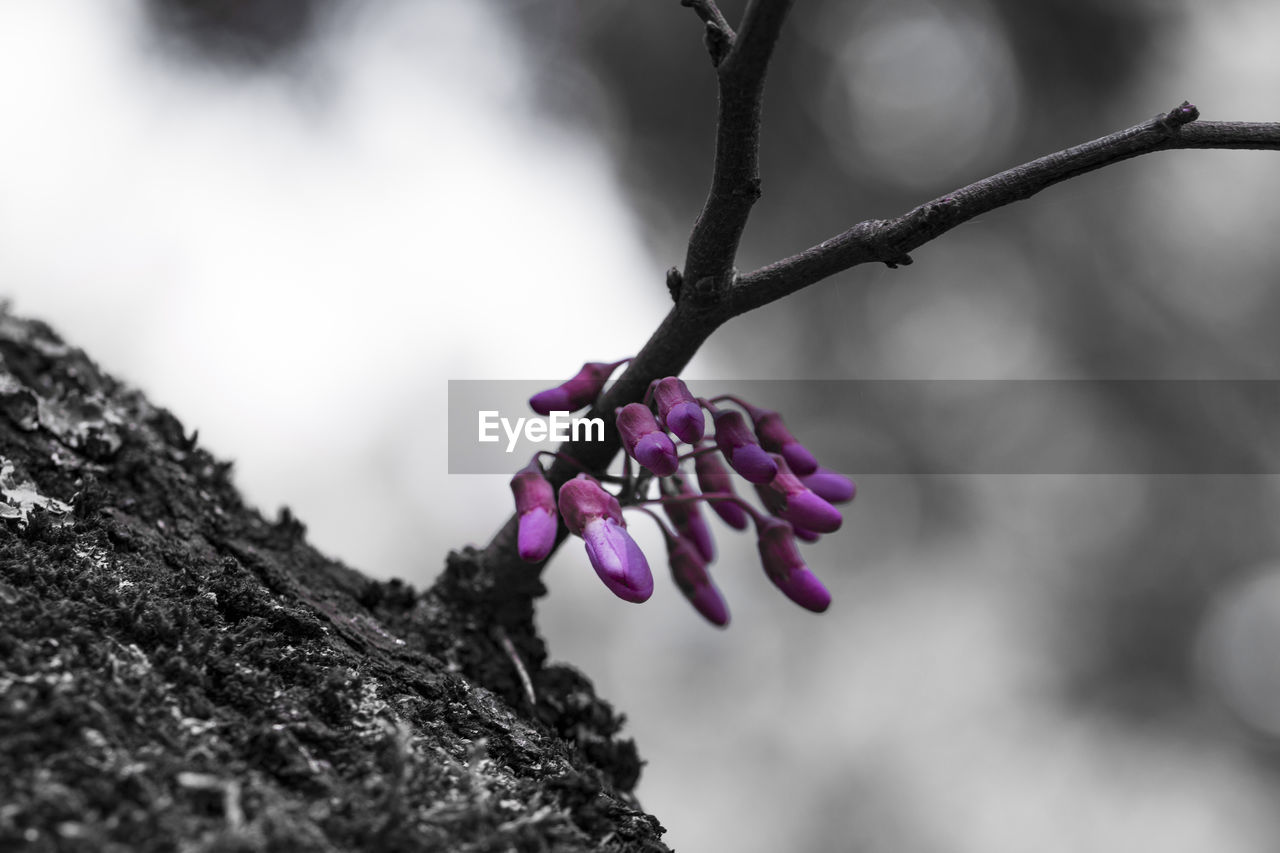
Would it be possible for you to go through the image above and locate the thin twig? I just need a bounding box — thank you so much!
[681,0,793,295]
[473,8,1280,625]
[483,102,1280,587]
[724,104,1280,318]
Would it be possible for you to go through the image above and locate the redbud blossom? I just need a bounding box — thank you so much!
[509,460,557,562]
[712,409,777,484]
[757,518,831,612]
[662,474,716,563]
[617,403,679,477]
[667,535,729,627]
[791,526,821,543]
[529,360,624,415]
[746,404,819,475]
[694,450,750,531]
[558,474,653,603]
[582,519,654,603]
[758,456,843,534]
[800,467,856,504]
[652,377,705,444]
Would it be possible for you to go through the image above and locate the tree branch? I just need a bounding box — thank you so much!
[467,8,1280,636]
[724,104,1280,317]
[472,102,1280,604]
[681,0,735,64]
[680,0,792,293]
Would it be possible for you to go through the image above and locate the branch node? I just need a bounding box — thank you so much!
[884,255,913,270]
[688,271,736,306]
[681,0,736,66]
[666,267,684,303]
[1157,101,1200,135]
[705,22,733,66]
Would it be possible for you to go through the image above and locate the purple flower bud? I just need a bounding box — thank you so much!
[694,450,750,531]
[652,377,705,444]
[757,519,830,613]
[712,409,777,484]
[800,467,856,504]
[667,535,729,627]
[617,403,679,476]
[759,456,843,534]
[746,404,819,475]
[529,360,624,415]
[558,473,623,531]
[510,460,557,562]
[662,474,716,563]
[791,526,821,543]
[559,474,653,603]
[517,510,558,562]
[582,517,654,603]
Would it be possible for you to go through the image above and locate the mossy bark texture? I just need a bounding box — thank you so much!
[0,309,667,853]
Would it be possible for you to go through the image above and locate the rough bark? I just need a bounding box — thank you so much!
[0,307,667,852]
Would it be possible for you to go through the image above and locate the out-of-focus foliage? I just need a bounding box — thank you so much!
[143,0,327,67]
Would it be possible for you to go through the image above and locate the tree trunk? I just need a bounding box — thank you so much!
[0,308,668,852]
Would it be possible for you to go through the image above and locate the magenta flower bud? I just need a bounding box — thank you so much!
[694,450,750,531]
[558,473,623,532]
[518,510,558,561]
[617,403,679,477]
[667,535,729,627]
[529,360,624,415]
[582,517,654,603]
[759,456,843,534]
[746,404,819,475]
[791,526,821,543]
[662,474,716,563]
[800,467,856,504]
[509,460,557,562]
[757,519,831,613]
[652,377,705,445]
[712,409,777,484]
[559,474,653,603]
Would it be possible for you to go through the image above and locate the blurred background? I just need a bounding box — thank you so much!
[4,0,1280,849]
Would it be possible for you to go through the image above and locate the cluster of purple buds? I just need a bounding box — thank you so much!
[528,359,629,416]
[511,360,855,627]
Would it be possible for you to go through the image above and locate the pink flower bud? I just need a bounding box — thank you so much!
[559,474,653,603]
[662,474,716,563]
[712,409,777,484]
[667,535,729,627]
[509,460,557,562]
[517,510,558,562]
[558,473,623,532]
[617,403,678,477]
[791,526,821,543]
[694,449,750,530]
[582,517,654,603]
[758,456,843,533]
[746,404,819,475]
[652,377,705,444]
[529,360,625,415]
[800,467,856,504]
[757,519,830,612]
